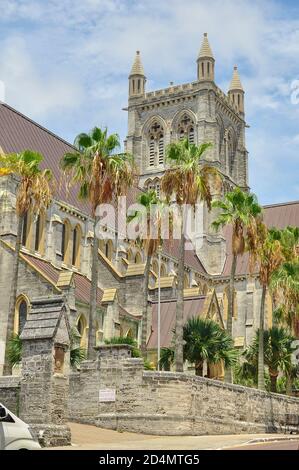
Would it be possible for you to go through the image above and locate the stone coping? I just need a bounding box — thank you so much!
[0,376,21,387]
[95,344,134,351]
[142,371,299,402]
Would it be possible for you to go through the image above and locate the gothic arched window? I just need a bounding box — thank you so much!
[177,114,195,144]
[22,212,28,247]
[34,211,46,254]
[72,225,82,268]
[227,132,235,176]
[18,300,27,334]
[61,220,71,264]
[14,296,29,335]
[147,121,165,168]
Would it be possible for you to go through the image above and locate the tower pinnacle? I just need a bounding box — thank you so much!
[228,66,245,114]
[229,66,243,91]
[129,51,146,98]
[129,51,145,77]
[198,33,214,59]
[197,33,215,81]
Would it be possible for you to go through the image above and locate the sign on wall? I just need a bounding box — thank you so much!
[99,389,116,402]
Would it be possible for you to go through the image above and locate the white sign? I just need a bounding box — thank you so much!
[99,388,116,402]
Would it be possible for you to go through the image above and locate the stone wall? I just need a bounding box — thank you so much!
[0,376,20,415]
[69,345,299,436]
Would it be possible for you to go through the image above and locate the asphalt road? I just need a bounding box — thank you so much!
[48,423,299,450]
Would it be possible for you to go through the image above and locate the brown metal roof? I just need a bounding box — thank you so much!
[162,239,206,274]
[0,102,142,217]
[222,201,299,277]
[0,103,91,214]
[73,271,103,305]
[22,252,103,305]
[263,200,299,228]
[147,296,207,349]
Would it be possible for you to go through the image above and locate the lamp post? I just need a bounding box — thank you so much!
[157,245,162,371]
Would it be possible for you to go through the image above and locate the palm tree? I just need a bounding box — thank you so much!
[212,188,262,337]
[238,327,296,393]
[61,127,135,359]
[159,348,175,371]
[255,227,284,390]
[161,139,220,372]
[128,190,162,353]
[271,261,299,334]
[270,226,299,337]
[270,226,299,263]
[183,317,238,376]
[0,150,53,374]
[212,188,262,383]
[6,334,22,368]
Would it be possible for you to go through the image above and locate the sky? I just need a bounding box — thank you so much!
[0,0,299,205]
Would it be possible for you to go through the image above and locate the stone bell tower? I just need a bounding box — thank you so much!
[125,33,248,275]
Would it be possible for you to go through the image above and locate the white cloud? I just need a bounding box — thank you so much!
[0,36,83,119]
[0,0,299,203]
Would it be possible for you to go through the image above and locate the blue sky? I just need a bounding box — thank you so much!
[0,0,299,205]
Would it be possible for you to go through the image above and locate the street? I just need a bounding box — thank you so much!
[48,422,299,451]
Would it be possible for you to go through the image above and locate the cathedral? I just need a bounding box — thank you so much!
[0,33,298,375]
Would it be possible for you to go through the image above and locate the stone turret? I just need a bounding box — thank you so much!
[197,33,215,81]
[228,66,244,115]
[129,51,146,98]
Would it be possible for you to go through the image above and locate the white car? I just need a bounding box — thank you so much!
[0,403,41,450]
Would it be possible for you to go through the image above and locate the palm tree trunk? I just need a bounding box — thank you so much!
[3,214,24,375]
[286,374,293,396]
[87,217,99,360]
[114,201,119,262]
[140,253,152,354]
[175,213,185,372]
[258,285,267,390]
[270,373,278,393]
[227,253,237,335]
[225,253,237,384]
[195,361,203,376]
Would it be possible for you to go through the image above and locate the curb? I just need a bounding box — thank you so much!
[247,435,299,444]
[218,435,299,450]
